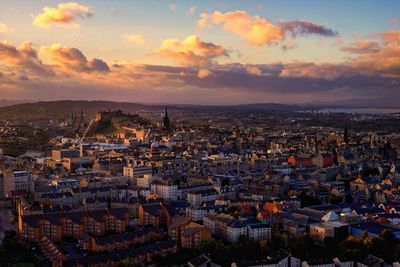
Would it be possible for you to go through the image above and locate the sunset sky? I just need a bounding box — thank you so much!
[0,0,399,104]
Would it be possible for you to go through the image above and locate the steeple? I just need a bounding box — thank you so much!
[344,123,349,145]
[163,106,170,131]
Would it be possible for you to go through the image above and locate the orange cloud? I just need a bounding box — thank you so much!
[382,30,400,44]
[1,37,398,105]
[0,41,52,76]
[245,65,262,76]
[199,10,284,46]
[33,2,92,28]
[349,30,400,77]
[153,35,227,66]
[122,34,145,44]
[198,10,336,47]
[279,62,349,80]
[198,68,211,78]
[341,41,381,54]
[40,43,109,73]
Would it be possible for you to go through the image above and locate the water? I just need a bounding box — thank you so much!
[318,108,400,114]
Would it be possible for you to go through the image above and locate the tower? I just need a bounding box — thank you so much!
[163,106,170,131]
[344,123,349,145]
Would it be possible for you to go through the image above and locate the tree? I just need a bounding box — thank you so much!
[196,238,230,265]
[328,193,342,204]
[344,194,354,204]
[298,191,322,207]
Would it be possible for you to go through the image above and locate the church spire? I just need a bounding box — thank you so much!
[163,106,170,131]
[344,123,349,145]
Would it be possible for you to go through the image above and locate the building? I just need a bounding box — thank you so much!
[151,182,178,200]
[37,236,66,267]
[123,164,153,179]
[137,174,154,188]
[169,220,212,249]
[18,208,130,242]
[79,227,163,252]
[350,222,400,239]
[186,205,225,222]
[52,149,80,161]
[309,221,349,242]
[188,254,220,267]
[62,157,94,172]
[187,189,219,207]
[163,106,170,131]
[139,202,168,227]
[204,214,271,242]
[66,240,177,267]
[1,170,31,198]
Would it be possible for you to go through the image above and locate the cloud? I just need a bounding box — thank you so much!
[245,65,262,76]
[279,62,350,80]
[198,10,284,46]
[0,22,12,34]
[348,30,400,77]
[33,2,92,28]
[122,34,145,44]
[341,41,381,54]
[153,35,227,66]
[1,39,399,105]
[382,30,400,44]
[169,3,177,13]
[40,43,109,73]
[388,18,399,24]
[188,6,197,16]
[198,10,337,46]
[278,20,337,37]
[0,41,53,76]
[198,68,211,78]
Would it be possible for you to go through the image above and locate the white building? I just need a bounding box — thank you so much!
[204,213,271,243]
[186,205,224,222]
[187,189,219,206]
[247,223,271,241]
[226,221,247,242]
[151,182,178,200]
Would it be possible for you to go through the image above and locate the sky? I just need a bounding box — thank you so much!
[0,0,399,105]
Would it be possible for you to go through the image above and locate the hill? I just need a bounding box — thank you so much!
[227,103,305,111]
[0,100,306,123]
[0,100,164,123]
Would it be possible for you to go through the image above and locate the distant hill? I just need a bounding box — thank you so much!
[226,103,305,111]
[306,97,400,109]
[0,100,306,123]
[0,100,165,123]
[0,99,35,108]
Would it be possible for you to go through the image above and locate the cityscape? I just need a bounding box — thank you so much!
[1,1,400,267]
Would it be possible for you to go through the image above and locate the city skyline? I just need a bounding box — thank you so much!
[0,0,399,104]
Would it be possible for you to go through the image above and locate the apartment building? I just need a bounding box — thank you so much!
[18,208,130,242]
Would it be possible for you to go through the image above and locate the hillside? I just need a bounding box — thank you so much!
[0,100,164,123]
[0,100,309,124]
